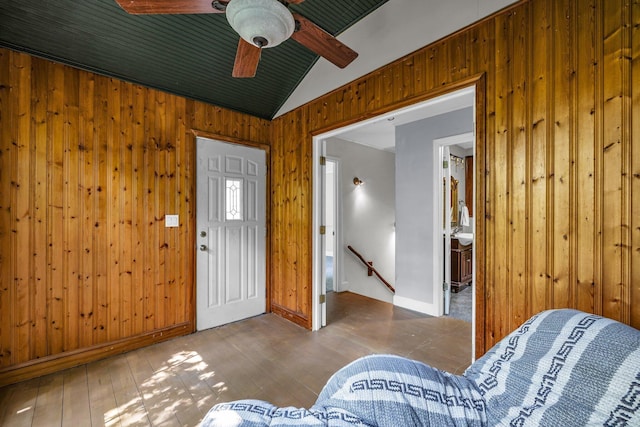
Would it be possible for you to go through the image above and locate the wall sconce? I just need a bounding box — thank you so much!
[353,177,364,186]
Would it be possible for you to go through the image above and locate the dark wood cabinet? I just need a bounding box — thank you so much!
[451,239,472,292]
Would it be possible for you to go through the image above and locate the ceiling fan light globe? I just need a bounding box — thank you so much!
[226,0,295,48]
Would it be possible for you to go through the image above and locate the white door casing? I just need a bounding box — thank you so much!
[442,145,452,315]
[196,138,266,331]
[319,141,328,327]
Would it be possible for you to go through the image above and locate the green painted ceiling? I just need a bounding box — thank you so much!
[0,0,387,119]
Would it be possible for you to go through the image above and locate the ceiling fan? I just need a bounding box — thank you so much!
[114,0,359,78]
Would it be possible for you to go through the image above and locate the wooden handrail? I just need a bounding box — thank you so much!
[347,245,395,293]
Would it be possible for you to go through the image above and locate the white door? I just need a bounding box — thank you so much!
[196,138,266,331]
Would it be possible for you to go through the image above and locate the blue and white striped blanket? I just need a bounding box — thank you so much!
[200,309,640,426]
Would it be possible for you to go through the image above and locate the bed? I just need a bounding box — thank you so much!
[200,309,640,426]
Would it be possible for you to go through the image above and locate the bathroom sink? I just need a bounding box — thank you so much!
[453,232,474,246]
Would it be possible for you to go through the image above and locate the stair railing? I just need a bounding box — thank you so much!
[347,245,395,293]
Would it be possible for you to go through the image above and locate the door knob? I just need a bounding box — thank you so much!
[200,245,207,251]
[200,231,207,237]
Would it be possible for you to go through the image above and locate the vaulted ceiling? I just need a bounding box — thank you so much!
[0,0,517,120]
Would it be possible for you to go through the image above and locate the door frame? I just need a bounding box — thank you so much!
[311,75,486,359]
[191,130,271,327]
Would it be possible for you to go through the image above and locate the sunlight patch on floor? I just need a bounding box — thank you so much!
[102,349,223,427]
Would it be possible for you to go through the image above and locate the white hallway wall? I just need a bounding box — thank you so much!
[326,137,396,303]
[394,107,474,315]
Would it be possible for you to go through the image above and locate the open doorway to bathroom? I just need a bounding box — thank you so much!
[435,133,475,324]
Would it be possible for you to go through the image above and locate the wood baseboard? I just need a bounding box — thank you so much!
[271,304,310,329]
[0,322,193,388]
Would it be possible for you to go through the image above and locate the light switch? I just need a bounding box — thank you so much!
[165,215,179,227]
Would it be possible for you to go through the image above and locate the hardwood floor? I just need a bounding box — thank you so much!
[0,292,472,427]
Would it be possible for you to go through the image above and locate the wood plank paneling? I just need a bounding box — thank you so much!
[93,75,108,346]
[79,71,96,350]
[32,58,49,362]
[119,82,134,340]
[154,89,166,331]
[602,0,626,321]
[575,0,599,315]
[14,51,32,365]
[64,67,81,354]
[474,19,495,357]
[528,0,551,319]
[550,0,573,311]
[511,5,529,328]
[490,9,512,342]
[632,0,640,328]
[0,49,12,368]
[473,77,488,357]
[269,0,640,350]
[107,78,122,344]
[0,48,271,385]
[621,0,634,325]
[48,62,65,356]
[131,84,146,337]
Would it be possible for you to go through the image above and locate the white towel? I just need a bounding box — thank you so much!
[460,206,470,227]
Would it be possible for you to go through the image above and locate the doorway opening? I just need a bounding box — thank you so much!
[434,133,475,323]
[312,83,479,360]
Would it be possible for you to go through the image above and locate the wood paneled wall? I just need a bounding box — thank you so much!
[271,0,640,352]
[0,48,270,385]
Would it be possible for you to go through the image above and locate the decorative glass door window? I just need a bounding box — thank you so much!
[225,178,243,220]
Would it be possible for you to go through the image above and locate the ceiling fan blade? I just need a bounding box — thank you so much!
[290,13,358,69]
[285,0,306,3]
[114,0,227,14]
[233,38,262,78]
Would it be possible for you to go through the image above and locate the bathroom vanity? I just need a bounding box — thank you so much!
[451,237,472,292]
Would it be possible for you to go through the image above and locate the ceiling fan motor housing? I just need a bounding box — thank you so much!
[226,0,295,48]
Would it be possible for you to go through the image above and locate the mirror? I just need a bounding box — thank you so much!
[443,177,459,227]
